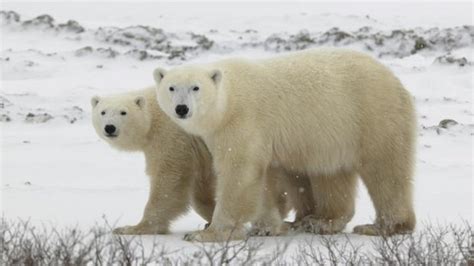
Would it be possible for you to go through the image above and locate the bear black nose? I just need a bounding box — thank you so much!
[175,105,189,117]
[104,124,116,135]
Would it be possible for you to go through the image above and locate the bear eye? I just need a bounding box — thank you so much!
[121,111,127,116]
[193,86,200,91]
[169,87,175,92]
[101,111,106,115]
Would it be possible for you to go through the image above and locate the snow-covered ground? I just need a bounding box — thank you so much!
[1,1,472,261]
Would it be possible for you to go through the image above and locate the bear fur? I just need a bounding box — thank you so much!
[91,88,313,236]
[153,48,417,241]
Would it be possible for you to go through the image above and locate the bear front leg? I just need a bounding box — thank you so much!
[249,167,291,237]
[184,143,269,242]
[114,172,191,235]
[190,172,216,226]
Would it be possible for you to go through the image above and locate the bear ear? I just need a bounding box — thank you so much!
[135,96,146,109]
[91,96,100,108]
[210,69,222,84]
[153,68,166,84]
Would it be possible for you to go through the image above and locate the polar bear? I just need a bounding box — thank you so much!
[153,48,416,241]
[91,87,313,236]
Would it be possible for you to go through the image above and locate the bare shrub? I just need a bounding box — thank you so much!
[293,221,472,265]
[1,217,472,265]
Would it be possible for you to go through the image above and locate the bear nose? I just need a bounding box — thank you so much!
[104,124,116,134]
[175,105,189,117]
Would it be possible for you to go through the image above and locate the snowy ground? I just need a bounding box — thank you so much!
[1,1,473,261]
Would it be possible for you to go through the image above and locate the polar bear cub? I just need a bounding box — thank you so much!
[153,48,417,242]
[91,87,312,237]
[91,88,215,234]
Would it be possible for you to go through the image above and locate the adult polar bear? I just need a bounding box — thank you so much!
[154,48,416,242]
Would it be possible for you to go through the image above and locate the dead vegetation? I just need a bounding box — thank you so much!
[1,218,472,265]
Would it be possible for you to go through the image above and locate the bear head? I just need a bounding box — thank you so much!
[91,93,152,151]
[153,66,224,136]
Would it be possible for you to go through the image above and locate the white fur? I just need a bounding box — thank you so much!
[154,48,417,241]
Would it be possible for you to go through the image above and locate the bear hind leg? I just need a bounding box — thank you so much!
[354,151,416,236]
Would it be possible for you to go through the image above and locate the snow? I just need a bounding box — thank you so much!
[0,1,472,260]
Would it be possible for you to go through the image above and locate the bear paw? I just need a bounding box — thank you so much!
[183,227,246,242]
[248,222,290,237]
[293,215,346,235]
[353,223,413,236]
[113,223,168,235]
[352,224,383,236]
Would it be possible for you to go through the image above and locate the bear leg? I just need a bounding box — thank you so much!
[114,172,191,235]
[191,189,215,224]
[248,166,294,237]
[184,145,269,241]
[355,154,416,236]
[296,170,357,234]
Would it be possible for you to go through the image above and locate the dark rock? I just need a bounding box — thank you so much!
[97,25,166,50]
[434,54,470,67]
[74,46,94,57]
[24,60,37,67]
[0,114,11,122]
[125,49,149,60]
[25,112,53,123]
[191,33,214,50]
[96,47,119,58]
[62,106,84,123]
[72,106,83,112]
[168,48,187,60]
[265,30,316,51]
[58,20,85,33]
[22,14,55,29]
[0,96,12,108]
[0,10,20,24]
[438,119,458,129]
[321,27,352,43]
[412,37,428,54]
[63,115,77,124]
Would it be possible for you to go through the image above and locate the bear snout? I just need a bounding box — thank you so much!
[175,105,189,118]
[104,124,117,136]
